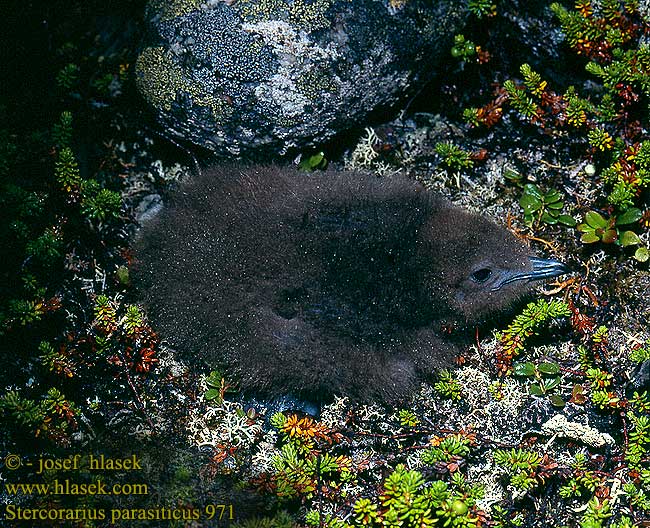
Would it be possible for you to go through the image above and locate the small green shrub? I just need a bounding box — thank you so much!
[519,184,576,227]
[577,208,648,261]
[496,299,571,373]
[80,181,122,222]
[468,0,496,18]
[55,146,81,192]
[434,142,475,171]
[434,369,462,400]
[451,34,477,60]
[513,360,564,406]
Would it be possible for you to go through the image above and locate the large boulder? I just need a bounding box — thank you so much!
[135,0,466,156]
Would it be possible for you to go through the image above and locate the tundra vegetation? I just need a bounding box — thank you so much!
[0,0,649,526]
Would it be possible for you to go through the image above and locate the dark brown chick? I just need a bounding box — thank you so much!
[132,165,569,402]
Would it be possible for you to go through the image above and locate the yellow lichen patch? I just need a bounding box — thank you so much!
[148,0,203,21]
[296,66,339,100]
[389,0,408,9]
[237,0,336,32]
[288,0,333,31]
[135,47,185,111]
[236,0,289,22]
[136,46,234,122]
[193,93,235,124]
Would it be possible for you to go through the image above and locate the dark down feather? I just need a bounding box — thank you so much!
[132,165,568,402]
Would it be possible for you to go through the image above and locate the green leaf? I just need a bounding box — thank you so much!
[299,151,327,171]
[615,207,642,225]
[620,230,641,247]
[523,214,535,227]
[204,388,221,401]
[580,232,600,243]
[520,194,542,214]
[514,362,536,377]
[205,371,222,388]
[585,211,607,228]
[546,201,564,210]
[523,184,543,200]
[538,362,560,375]
[634,246,649,262]
[549,394,565,408]
[544,377,561,391]
[544,189,562,202]
[572,384,587,405]
[529,383,545,396]
[116,266,130,285]
[558,214,577,227]
[541,212,558,224]
[503,167,523,182]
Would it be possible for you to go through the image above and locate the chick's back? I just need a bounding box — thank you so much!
[133,165,485,401]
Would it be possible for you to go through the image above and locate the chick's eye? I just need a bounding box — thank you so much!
[470,268,492,283]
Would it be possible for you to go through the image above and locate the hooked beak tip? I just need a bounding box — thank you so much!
[529,256,571,279]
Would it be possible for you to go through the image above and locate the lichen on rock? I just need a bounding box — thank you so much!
[147,0,203,22]
[135,46,235,123]
[136,0,467,156]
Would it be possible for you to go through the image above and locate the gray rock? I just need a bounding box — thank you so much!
[135,0,466,156]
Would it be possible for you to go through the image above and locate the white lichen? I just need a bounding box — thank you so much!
[467,460,506,510]
[540,414,615,449]
[345,127,382,169]
[242,20,340,62]
[320,396,350,428]
[243,20,341,119]
[249,429,280,477]
[186,394,263,450]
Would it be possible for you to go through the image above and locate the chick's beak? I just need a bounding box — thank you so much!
[528,257,571,279]
[491,257,571,291]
